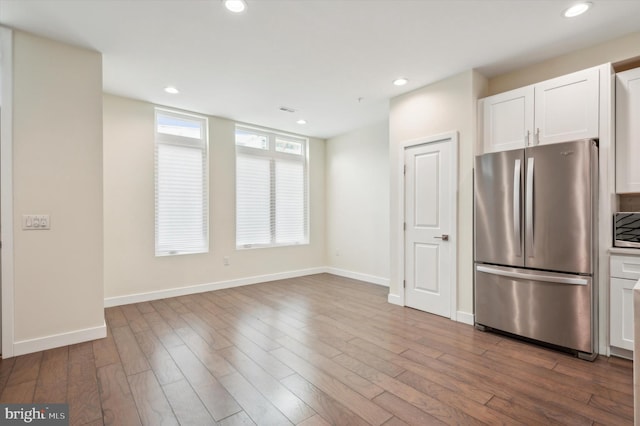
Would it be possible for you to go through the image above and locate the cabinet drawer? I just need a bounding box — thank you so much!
[611,255,640,280]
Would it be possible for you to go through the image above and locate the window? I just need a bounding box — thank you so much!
[155,109,208,256]
[235,125,308,248]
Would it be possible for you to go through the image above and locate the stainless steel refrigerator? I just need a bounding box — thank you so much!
[474,139,598,360]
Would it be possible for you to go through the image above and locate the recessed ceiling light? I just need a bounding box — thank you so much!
[224,0,247,13]
[296,119,307,125]
[563,2,592,18]
[164,86,179,94]
[393,77,409,86]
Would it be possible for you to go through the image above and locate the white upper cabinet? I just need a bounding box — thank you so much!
[534,68,599,145]
[480,66,600,154]
[616,67,640,193]
[482,86,534,153]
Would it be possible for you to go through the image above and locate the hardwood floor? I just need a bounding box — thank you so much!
[0,273,633,425]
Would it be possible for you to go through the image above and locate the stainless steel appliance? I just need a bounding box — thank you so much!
[614,212,640,248]
[474,139,598,360]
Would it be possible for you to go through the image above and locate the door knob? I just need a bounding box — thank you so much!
[434,234,449,241]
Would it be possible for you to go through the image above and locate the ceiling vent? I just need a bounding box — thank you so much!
[279,106,296,113]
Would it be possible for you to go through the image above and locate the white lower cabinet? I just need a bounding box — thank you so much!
[610,277,635,351]
[610,254,640,352]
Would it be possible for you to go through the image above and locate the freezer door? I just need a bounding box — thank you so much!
[524,140,595,274]
[475,264,593,353]
[474,149,525,267]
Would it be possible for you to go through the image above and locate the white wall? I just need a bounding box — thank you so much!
[388,70,487,321]
[103,94,326,303]
[325,120,390,285]
[7,30,105,355]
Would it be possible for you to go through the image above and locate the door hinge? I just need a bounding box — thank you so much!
[403,222,406,231]
[403,165,406,175]
[403,280,406,288]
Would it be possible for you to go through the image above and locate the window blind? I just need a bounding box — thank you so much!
[275,159,306,244]
[235,126,308,248]
[155,110,208,256]
[236,153,271,246]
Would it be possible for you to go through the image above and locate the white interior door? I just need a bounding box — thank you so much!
[404,138,454,318]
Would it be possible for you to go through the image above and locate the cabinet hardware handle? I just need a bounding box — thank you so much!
[513,159,521,256]
[526,157,535,256]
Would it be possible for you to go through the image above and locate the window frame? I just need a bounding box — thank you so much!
[235,124,309,249]
[154,108,209,256]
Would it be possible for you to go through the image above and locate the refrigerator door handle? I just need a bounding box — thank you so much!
[513,159,521,256]
[476,265,588,286]
[526,157,534,257]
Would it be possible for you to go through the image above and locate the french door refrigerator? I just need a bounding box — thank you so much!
[474,139,598,360]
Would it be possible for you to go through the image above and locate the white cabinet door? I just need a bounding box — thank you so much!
[610,254,640,352]
[610,277,635,351]
[482,86,534,153]
[534,67,599,145]
[616,67,640,193]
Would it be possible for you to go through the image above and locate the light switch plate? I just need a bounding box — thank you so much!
[22,214,50,230]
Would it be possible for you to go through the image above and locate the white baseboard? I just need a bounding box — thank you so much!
[387,292,403,306]
[456,311,475,325]
[609,346,632,360]
[386,299,474,326]
[13,322,107,356]
[325,267,389,287]
[104,267,327,307]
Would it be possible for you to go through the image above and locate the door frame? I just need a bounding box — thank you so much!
[1,27,14,358]
[393,131,458,321]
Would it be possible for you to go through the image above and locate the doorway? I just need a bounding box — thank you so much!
[403,133,457,318]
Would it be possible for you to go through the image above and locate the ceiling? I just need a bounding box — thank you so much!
[2,1,640,139]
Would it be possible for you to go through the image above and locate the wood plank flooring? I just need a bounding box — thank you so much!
[0,273,633,425]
